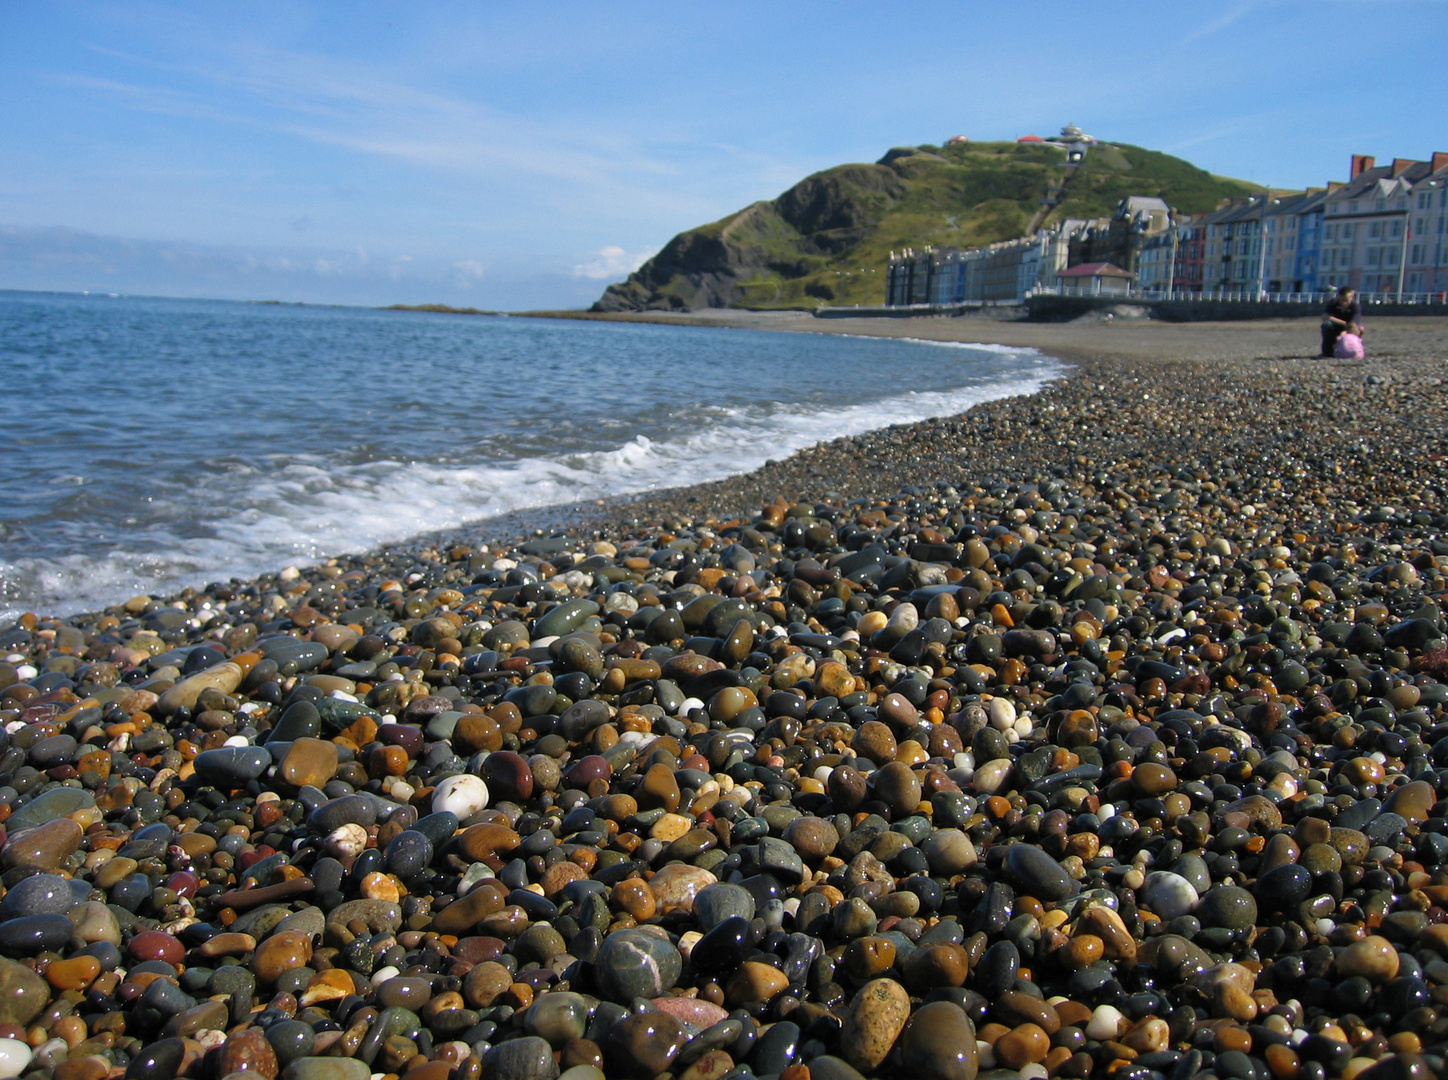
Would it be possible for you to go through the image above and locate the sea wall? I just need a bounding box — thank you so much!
[816,296,1448,323]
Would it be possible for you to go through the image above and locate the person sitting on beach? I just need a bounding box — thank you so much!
[1321,286,1361,357]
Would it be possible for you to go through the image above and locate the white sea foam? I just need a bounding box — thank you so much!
[0,347,1063,619]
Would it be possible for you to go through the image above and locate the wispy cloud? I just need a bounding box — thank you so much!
[61,41,682,194]
[1178,3,1260,46]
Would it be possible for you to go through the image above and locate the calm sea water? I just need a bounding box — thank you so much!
[0,291,1063,619]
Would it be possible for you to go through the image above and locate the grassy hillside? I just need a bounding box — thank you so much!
[594,140,1262,311]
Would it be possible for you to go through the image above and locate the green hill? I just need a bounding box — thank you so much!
[593,140,1262,311]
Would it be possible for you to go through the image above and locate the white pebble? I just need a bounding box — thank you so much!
[369,966,401,987]
[1141,872,1198,919]
[1012,716,1032,737]
[677,697,704,716]
[989,697,1017,730]
[976,1040,996,1069]
[0,1039,33,1079]
[972,758,1012,794]
[13,665,36,680]
[887,603,919,630]
[1020,1066,1049,1080]
[223,735,252,748]
[327,824,368,859]
[329,690,359,702]
[432,774,489,818]
[386,780,416,803]
[1087,1004,1126,1040]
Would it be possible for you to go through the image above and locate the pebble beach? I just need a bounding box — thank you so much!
[1,312,1447,1080]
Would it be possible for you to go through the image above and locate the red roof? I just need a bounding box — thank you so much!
[1058,262,1132,278]
[1018,134,1044,142]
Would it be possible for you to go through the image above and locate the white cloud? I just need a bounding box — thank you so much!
[451,258,487,288]
[572,245,656,280]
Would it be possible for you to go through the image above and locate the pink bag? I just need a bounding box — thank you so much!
[1335,332,1364,359]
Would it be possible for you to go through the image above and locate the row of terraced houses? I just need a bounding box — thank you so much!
[886,151,1448,305]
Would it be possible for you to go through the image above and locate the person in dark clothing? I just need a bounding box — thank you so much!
[1321,286,1361,357]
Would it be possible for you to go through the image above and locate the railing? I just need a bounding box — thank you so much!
[881,286,1448,309]
[1038,286,1448,304]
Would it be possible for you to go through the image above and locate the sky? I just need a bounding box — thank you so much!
[2,1,1445,310]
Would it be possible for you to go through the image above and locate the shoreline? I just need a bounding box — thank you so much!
[8,312,1448,626]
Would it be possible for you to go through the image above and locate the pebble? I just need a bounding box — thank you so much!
[899,1001,978,1080]
[592,929,681,1002]
[840,977,911,1072]
[0,1039,32,1080]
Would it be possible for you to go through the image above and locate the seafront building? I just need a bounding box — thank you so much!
[885,218,1095,308]
[883,147,1448,306]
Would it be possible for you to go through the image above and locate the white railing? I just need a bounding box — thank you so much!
[879,287,1448,309]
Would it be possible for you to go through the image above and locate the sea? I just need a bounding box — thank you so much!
[0,291,1063,620]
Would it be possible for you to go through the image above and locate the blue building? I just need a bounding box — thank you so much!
[1291,189,1328,293]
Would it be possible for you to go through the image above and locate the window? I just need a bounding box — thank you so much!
[1343,223,1355,239]
[1368,248,1381,268]
[1412,244,1423,263]
[1387,247,1400,266]
[1369,221,1383,239]
[1351,201,1359,213]
[1324,224,1337,241]
[1419,193,1430,209]
[1417,217,1428,234]
[1391,220,1403,237]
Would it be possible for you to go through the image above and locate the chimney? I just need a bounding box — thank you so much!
[1350,154,1376,179]
[1391,158,1418,177]
[1433,152,1448,172]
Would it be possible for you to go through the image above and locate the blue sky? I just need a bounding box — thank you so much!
[2,1,1445,309]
